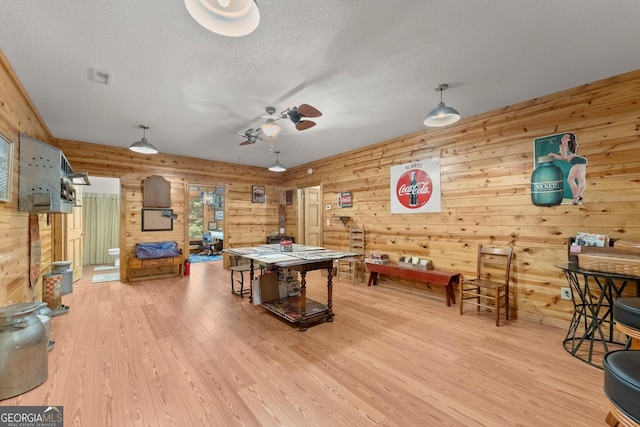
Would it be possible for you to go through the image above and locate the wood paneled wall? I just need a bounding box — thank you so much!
[281,69,640,327]
[2,45,639,328]
[0,50,55,306]
[53,139,284,276]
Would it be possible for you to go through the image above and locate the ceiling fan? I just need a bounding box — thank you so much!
[233,104,322,146]
[279,104,322,131]
[233,128,263,145]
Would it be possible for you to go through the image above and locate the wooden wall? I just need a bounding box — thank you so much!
[281,69,640,327]
[53,138,284,276]
[0,51,55,306]
[2,44,639,328]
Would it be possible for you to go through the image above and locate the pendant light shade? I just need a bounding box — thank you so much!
[184,0,260,37]
[129,125,158,154]
[268,151,286,172]
[423,84,461,127]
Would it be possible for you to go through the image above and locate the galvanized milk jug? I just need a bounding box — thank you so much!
[0,302,49,400]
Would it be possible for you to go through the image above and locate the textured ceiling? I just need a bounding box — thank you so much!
[2,1,639,170]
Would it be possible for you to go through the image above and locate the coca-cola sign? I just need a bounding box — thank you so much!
[390,159,441,213]
[396,169,432,208]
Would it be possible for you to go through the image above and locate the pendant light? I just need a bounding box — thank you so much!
[423,84,461,127]
[184,0,260,37]
[268,151,286,172]
[129,125,158,154]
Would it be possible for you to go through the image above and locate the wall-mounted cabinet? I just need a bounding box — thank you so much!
[18,135,88,213]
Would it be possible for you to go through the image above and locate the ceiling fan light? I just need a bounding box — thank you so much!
[261,121,281,138]
[184,0,260,37]
[129,125,159,154]
[423,83,461,127]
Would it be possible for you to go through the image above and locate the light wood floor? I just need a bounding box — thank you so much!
[1,261,608,426]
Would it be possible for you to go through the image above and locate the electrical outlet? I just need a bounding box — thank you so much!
[561,287,572,300]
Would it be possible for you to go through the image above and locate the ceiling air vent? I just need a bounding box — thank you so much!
[90,68,112,86]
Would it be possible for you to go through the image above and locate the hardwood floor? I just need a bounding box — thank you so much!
[1,261,608,426]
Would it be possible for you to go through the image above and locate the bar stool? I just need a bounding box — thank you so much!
[604,298,640,426]
[229,256,263,298]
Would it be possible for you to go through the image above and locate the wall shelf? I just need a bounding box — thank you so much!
[332,215,350,225]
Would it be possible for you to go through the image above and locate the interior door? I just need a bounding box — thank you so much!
[303,186,322,246]
[66,186,84,281]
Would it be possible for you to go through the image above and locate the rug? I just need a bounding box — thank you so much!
[92,272,120,283]
[94,265,118,271]
[189,254,222,263]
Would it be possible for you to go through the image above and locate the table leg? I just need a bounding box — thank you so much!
[367,272,378,286]
[249,260,255,304]
[326,265,334,322]
[299,271,308,331]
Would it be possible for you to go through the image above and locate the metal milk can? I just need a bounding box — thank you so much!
[0,302,49,400]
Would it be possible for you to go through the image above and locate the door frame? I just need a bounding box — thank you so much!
[296,184,323,246]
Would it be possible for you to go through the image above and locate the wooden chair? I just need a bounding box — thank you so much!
[604,298,640,427]
[459,244,513,326]
[336,227,365,285]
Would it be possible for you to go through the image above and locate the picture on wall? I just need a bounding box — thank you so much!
[390,159,441,213]
[0,134,13,202]
[214,210,224,220]
[252,186,265,203]
[532,132,588,206]
[338,192,352,208]
[141,208,173,231]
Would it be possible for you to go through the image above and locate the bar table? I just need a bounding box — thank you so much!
[555,262,640,368]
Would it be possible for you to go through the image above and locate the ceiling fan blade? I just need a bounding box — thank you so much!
[297,104,322,118]
[239,140,254,145]
[296,120,316,131]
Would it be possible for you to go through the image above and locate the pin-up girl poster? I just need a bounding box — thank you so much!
[532,132,587,206]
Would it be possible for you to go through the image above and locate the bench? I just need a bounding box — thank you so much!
[365,262,460,306]
[128,241,184,283]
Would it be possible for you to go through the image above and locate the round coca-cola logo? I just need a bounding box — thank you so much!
[396,169,433,209]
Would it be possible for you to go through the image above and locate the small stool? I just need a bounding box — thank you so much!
[614,298,640,349]
[604,350,640,426]
[604,298,640,426]
[230,264,264,298]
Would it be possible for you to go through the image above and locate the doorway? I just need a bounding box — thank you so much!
[81,176,121,275]
[187,183,225,257]
[297,185,322,246]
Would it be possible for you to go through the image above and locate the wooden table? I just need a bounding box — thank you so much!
[366,262,460,306]
[224,245,357,331]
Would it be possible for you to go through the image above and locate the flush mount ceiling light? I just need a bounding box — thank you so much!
[423,83,461,127]
[129,125,158,154]
[268,151,286,172]
[184,0,260,37]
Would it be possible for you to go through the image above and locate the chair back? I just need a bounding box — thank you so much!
[475,244,513,285]
[349,227,365,255]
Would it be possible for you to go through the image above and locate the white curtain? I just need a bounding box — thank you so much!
[83,193,119,265]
